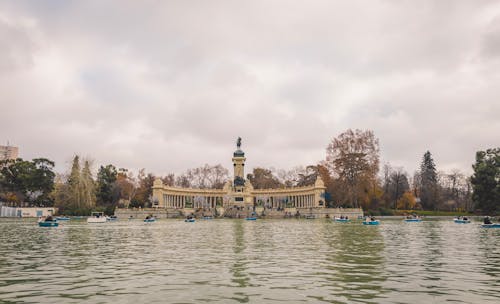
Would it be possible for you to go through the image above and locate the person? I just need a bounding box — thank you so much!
[346,215,349,220]
[484,216,492,225]
[463,216,468,221]
[45,215,53,222]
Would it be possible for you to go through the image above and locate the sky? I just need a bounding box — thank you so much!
[1,0,499,177]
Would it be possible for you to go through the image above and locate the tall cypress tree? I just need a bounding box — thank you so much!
[81,160,96,208]
[419,151,439,210]
[471,148,500,214]
[68,155,82,210]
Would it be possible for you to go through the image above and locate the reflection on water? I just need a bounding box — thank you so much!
[0,218,499,303]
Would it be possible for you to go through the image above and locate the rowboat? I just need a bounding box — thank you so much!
[245,217,257,221]
[481,224,500,228]
[363,220,380,225]
[39,221,59,227]
[404,218,422,222]
[144,217,156,223]
[334,218,351,223]
[184,218,195,222]
[454,218,471,224]
[55,216,70,221]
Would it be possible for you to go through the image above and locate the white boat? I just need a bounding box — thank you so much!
[87,212,107,223]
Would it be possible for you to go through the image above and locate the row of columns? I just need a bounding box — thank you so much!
[163,194,221,209]
[257,194,316,208]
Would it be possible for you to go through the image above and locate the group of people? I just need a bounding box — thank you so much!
[365,216,376,222]
[456,216,469,221]
[483,216,494,224]
[339,215,349,220]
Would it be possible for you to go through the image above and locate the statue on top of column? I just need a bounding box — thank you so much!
[236,137,242,149]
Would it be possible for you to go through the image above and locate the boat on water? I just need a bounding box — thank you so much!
[481,224,500,228]
[363,217,380,225]
[245,217,257,221]
[39,221,59,227]
[87,212,107,223]
[144,215,156,222]
[107,215,118,221]
[404,218,422,222]
[454,217,471,224]
[333,217,351,223]
[185,218,195,222]
[38,216,59,227]
[55,216,70,221]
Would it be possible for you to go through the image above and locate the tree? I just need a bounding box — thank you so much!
[67,155,82,209]
[247,167,283,189]
[388,168,409,210]
[0,158,55,206]
[471,148,500,214]
[175,164,229,189]
[397,191,417,210]
[115,168,137,208]
[132,169,156,208]
[96,164,118,207]
[325,129,380,208]
[81,160,96,208]
[418,151,439,210]
[54,156,96,215]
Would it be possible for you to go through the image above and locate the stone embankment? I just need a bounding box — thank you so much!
[115,207,363,219]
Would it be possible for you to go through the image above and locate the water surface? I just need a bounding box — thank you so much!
[0,218,499,303]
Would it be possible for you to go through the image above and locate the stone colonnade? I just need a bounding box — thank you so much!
[163,194,223,209]
[255,194,316,208]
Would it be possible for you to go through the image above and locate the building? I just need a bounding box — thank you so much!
[0,145,19,161]
[115,138,363,219]
[0,203,56,217]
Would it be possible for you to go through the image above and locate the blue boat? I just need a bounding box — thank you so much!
[55,216,70,221]
[245,217,257,221]
[39,221,59,227]
[144,217,156,223]
[334,218,351,223]
[185,218,195,222]
[363,220,380,225]
[481,224,500,228]
[454,218,471,224]
[404,219,422,222]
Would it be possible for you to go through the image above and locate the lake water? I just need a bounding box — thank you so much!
[0,218,499,303]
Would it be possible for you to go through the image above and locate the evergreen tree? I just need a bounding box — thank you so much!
[471,148,500,214]
[419,151,439,210]
[96,164,118,207]
[67,155,82,209]
[81,160,96,208]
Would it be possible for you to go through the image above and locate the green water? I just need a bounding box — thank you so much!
[0,218,499,303]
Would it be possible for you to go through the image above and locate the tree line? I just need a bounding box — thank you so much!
[0,130,498,215]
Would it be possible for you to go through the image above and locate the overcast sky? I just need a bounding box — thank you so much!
[1,0,499,177]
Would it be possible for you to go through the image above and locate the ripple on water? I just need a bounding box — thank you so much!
[0,218,500,303]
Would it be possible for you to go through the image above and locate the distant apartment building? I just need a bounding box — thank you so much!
[0,145,19,161]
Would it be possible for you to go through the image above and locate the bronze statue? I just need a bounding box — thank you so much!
[237,137,242,149]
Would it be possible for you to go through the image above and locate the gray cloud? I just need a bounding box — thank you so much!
[1,0,499,177]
